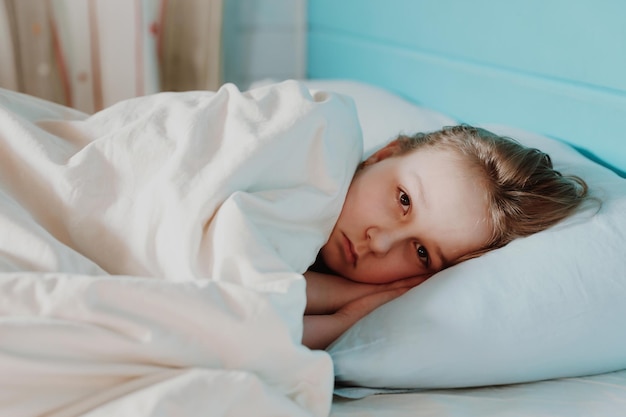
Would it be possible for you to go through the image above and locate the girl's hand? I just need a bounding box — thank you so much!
[302,287,410,350]
[304,270,428,315]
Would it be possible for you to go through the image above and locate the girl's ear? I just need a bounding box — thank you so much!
[362,139,402,166]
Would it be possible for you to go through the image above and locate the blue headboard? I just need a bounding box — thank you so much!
[307,0,626,176]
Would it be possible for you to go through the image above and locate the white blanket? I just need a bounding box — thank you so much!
[0,81,363,417]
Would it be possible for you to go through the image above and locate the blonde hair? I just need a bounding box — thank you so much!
[391,125,589,257]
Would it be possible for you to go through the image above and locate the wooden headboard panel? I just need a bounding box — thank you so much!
[307,0,626,176]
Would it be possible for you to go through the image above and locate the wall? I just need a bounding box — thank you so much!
[222,0,306,90]
[307,0,626,174]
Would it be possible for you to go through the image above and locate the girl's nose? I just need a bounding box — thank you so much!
[367,227,401,255]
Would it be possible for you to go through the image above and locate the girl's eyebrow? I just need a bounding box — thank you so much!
[436,246,450,270]
[410,172,449,268]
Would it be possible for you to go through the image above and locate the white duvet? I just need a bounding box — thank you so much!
[0,81,363,417]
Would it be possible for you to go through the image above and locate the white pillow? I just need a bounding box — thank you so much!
[302,80,456,157]
[305,80,626,391]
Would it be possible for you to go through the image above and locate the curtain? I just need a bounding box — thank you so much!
[0,0,223,113]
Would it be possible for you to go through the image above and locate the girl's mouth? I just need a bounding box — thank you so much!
[342,233,358,267]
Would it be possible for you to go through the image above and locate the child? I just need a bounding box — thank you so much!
[302,125,589,349]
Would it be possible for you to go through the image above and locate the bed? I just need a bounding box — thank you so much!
[1,2,625,417]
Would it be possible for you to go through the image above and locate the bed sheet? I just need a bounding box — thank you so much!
[331,369,626,417]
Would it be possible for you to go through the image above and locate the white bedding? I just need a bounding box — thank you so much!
[3,78,626,417]
[0,81,362,417]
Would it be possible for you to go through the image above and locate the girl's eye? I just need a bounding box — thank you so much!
[399,190,411,210]
[416,245,430,266]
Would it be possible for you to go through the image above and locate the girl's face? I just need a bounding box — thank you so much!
[319,143,493,284]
